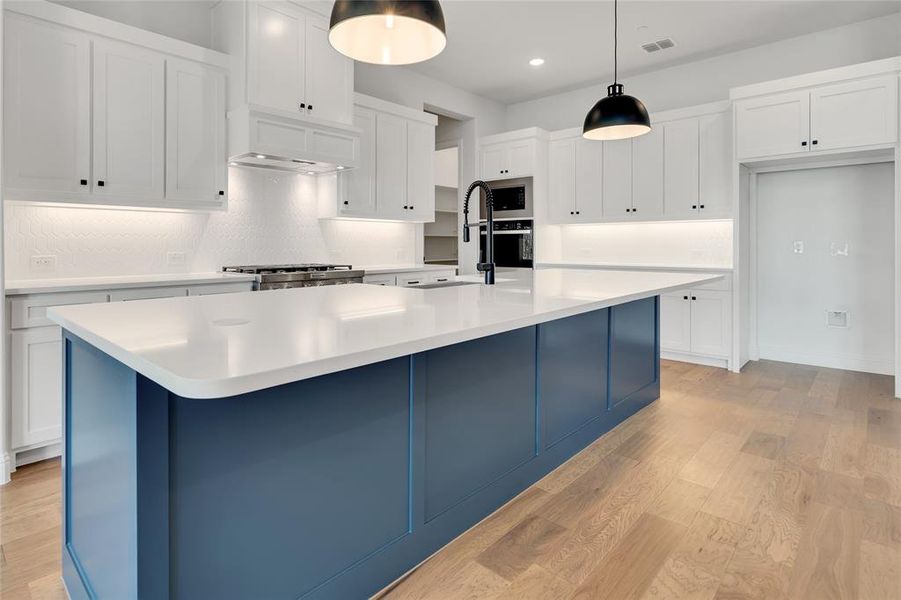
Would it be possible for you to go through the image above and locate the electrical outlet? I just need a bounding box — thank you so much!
[830,241,849,257]
[167,252,186,266]
[792,241,804,254]
[30,255,57,273]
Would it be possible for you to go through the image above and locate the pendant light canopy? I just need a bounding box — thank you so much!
[329,1,447,66]
[583,0,650,141]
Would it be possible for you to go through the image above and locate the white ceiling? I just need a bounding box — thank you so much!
[406,0,901,104]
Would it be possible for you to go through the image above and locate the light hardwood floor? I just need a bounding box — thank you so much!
[3,360,900,599]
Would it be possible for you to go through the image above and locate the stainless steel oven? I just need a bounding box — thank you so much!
[479,219,533,269]
[480,177,532,219]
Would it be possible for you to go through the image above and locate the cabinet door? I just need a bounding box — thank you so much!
[247,1,305,112]
[663,119,700,220]
[507,140,534,178]
[810,76,898,151]
[690,290,731,357]
[601,139,632,219]
[362,275,396,286]
[609,297,658,410]
[575,138,604,222]
[166,58,226,205]
[304,15,353,124]
[699,111,732,218]
[631,127,664,219]
[375,112,408,218]
[481,144,507,179]
[735,91,809,159]
[659,292,691,353]
[341,107,377,216]
[548,138,576,223]
[3,17,91,197]
[11,327,63,449]
[407,120,436,221]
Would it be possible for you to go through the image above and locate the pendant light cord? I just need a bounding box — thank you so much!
[613,0,618,84]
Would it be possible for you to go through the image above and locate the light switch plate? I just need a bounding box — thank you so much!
[830,241,849,257]
[30,254,57,273]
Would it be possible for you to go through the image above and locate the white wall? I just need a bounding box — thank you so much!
[756,163,895,374]
[506,12,901,131]
[4,169,418,280]
[541,221,733,269]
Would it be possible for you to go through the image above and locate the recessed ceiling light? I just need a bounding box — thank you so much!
[228,161,238,166]
[255,154,266,159]
[336,166,345,170]
[529,58,545,67]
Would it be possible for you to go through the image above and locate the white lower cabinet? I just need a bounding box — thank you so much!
[364,269,456,287]
[660,281,732,364]
[7,279,253,462]
[10,326,63,449]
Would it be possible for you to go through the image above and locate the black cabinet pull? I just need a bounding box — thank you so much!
[409,205,414,209]
[699,204,705,209]
[633,208,637,212]
[343,200,349,205]
[97,180,105,187]
[683,295,688,300]
[692,205,697,209]
[801,141,807,147]
[811,139,818,145]
[218,190,225,196]
[299,102,306,110]
[691,296,697,301]
[437,278,448,282]
[308,105,313,111]
[403,205,409,210]
[576,211,580,215]
[407,280,420,285]
[80,179,88,186]
[570,211,574,215]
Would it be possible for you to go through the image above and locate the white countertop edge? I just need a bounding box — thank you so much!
[360,264,458,275]
[536,262,734,273]
[5,272,257,295]
[51,274,722,399]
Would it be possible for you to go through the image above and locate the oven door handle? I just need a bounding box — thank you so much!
[479,230,532,235]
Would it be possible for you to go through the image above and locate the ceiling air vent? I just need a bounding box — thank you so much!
[641,38,676,53]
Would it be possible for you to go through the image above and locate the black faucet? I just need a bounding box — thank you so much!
[462,180,495,285]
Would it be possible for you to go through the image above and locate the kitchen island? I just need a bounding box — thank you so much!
[49,269,721,600]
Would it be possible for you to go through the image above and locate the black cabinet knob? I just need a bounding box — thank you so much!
[300,102,306,110]
[811,139,818,145]
[570,211,574,215]
[409,205,414,209]
[403,205,409,210]
[683,295,688,300]
[699,204,705,209]
[343,200,349,205]
[80,179,87,186]
[633,208,637,212]
[576,211,580,215]
[801,141,807,147]
[308,105,313,111]
[218,190,225,196]
[691,296,697,301]
[692,205,697,209]
[97,180,105,187]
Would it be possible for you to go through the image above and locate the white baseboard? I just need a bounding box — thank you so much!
[15,443,62,468]
[661,350,729,369]
[0,452,12,485]
[757,345,894,376]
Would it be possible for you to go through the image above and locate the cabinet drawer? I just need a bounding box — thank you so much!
[187,282,254,296]
[9,291,110,329]
[109,286,188,302]
[429,270,456,283]
[363,275,397,286]
[397,275,429,287]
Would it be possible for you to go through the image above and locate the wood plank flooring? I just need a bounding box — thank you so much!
[3,360,900,599]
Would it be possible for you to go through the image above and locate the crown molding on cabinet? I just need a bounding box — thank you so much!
[354,93,439,126]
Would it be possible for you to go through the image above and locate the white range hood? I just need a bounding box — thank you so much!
[227,105,361,174]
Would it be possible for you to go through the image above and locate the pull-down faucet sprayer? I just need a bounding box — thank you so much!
[462,180,496,285]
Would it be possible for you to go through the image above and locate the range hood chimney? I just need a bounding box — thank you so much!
[227,105,361,174]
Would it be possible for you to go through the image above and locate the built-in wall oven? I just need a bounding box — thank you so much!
[481,177,532,219]
[479,219,533,269]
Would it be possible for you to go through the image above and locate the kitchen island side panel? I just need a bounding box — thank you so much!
[61,297,661,600]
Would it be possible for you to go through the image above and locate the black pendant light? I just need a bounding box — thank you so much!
[329,1,447,66]
[583,0,651,141]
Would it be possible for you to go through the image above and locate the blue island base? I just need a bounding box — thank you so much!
[62,297,659,599]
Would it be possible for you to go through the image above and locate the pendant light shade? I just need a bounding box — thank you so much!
[582,0,651,141]
[583,83,651,141]
[329,1,447,66]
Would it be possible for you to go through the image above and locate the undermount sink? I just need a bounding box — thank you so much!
[413,281,482,289]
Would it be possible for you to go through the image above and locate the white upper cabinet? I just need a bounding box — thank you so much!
[407,120,436,222]
[631,128,664,219]
[247,1,305,113]
[166,58,227,205]
[480,137,537,180]
[3,16,91,199]
[304,15,353,124]
[548,138,577,223]
[329,95,436,222]
[239,1,353,124]
[735,90,809,160]
[809,76,898,151]
[735,74,898,160]
[92,40,165,200]
[698,111,732,218]
[601,139,632,219]
[3,8,229,210]
[574,138,603,222]
[662,119,699,219]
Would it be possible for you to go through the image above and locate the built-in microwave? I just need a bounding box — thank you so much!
[481,177,532,219]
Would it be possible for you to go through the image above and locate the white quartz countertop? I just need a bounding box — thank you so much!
[5,272,257,295]
[537,262,733,273]
[360,264,457,275]
[48,269,721,399]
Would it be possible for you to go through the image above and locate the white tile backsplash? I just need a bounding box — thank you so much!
[4,168,418,280]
